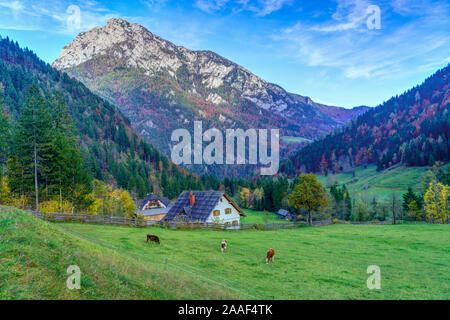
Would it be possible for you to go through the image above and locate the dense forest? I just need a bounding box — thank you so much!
[281,64,450,175]
[0,36,220,210]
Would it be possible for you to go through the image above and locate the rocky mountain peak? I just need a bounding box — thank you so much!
[52,18,368,177]
[52,18,296,113]
[53,18,154,70]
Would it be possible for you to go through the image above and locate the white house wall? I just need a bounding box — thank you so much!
[205,196,241,225]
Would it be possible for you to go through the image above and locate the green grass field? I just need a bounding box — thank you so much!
[2,207,448,300]
[281,136,312,144]
[316,164,448,201]
[0,208,238,300]
[240,208,288,224]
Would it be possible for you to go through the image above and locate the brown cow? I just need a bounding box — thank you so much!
[221,240,227,253]
[147,234,160,244]
[266,248,275,264]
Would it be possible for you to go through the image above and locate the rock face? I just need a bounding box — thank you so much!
[53,18,368,177]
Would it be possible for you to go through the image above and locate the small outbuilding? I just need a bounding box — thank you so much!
[277,209,294,221]
[136,193,173,221]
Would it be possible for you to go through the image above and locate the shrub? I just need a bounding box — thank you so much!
[39,200,72,214]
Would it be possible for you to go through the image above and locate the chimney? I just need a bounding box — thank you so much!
[189,191,195,206]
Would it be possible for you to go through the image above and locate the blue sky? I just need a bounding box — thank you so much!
[0,0,449,108]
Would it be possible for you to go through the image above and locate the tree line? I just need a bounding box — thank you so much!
[281,64,449,176]
[223,163,448,225]
[0,35,222,214]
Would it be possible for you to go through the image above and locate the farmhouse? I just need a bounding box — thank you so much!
[163,191,245,226]
[137,193,173,221]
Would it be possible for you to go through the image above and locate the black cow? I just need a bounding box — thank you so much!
[147,234,160,244]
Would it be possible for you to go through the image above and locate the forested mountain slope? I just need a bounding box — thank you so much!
[0,36,219,200]
[282,64,450,175]
[52,18,367,177]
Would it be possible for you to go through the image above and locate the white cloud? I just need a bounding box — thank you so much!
[0,1,24,12]
[0,0,117,35]
[195,0,230,13]
[311,0,373,32]
[140,0,169,10]
[195,0,292,16]
[252,0,294,16]
[275,0,450,80]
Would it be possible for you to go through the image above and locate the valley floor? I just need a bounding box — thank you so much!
[1,207,448,300]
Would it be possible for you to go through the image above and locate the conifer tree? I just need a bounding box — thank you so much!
[0,108,10,178]
[47,93,79,211]
[9,84,53,209]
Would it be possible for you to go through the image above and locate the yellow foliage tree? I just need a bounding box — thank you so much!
[407,200,423,221]
[39,200,72,214]
[424,181,449,224]
[86,180,136,217]
[112,189,136,218]
[0,177,12,205]
[288,174,328,225]
[239,187,250,208]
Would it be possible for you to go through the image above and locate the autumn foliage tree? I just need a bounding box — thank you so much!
[288,174,328,225]
[424,181,449,224]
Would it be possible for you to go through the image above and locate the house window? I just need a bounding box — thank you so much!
[213,210,220,216]
[225,208,232,214]
[232,220,238,225]
[225,222,230,226]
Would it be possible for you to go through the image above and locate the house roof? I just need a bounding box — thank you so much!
[163,191,245,222]
[141,205,173,216]
[277,209,290,217]
[139,193,171,209]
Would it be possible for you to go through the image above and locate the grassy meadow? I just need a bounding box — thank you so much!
[0,208,238,300]
[316,164,445,201]
[240,208,289,224]
[1,207,448,300]
[281,136,312,144]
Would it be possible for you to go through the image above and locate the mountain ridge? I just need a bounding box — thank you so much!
[52,18,368,177]
[281,64,450,176]
[0,35,220,199]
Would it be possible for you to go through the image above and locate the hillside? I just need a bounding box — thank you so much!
[282,64,450,175]
[0,36,219,200]
[52,18,367,177]
[316,164,450,201]
[0,207,238,299]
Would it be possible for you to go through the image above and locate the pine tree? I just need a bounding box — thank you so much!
[47,93,81,211]
[9,84,53,209]
[402,188,420,212]
[342,184,352,220]
[0,108,10,178]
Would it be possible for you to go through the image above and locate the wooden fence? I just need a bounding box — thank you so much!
[28,211,307,231]
[29,211,158,226]
[29,211,405,231]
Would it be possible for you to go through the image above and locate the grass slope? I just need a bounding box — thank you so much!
[60,221,449,299]
[0,207,239,300]
[281,136,312,144]
[317,164,449,201]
